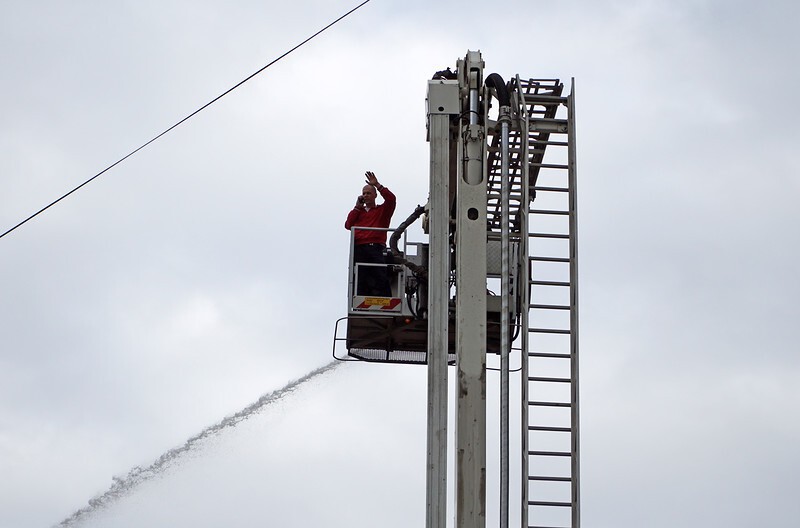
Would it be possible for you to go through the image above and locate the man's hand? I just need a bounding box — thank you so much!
[365,171,380,188]
[354,195,366,210]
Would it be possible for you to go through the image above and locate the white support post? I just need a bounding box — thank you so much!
[425,79,458,528]
[455,51,486,528]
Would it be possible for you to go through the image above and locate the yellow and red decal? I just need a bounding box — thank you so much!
[355,297,402,311]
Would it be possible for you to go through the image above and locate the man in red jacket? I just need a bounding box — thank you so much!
[345,171,397,296]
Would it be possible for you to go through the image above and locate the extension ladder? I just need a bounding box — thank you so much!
[486,77,579,528]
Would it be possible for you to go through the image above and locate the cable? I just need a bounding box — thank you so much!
[0,0,373,241]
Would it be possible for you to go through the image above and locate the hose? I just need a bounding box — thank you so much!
[485,73,510,106]
[389,203,428,278]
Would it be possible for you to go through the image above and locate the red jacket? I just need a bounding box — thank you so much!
[344,187,397,245]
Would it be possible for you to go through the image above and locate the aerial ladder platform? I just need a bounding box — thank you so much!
[333,51,579,528]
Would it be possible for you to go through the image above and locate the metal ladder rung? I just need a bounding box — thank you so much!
[522,95,563,104]
[528,327,571,335]
[530,256,570,263]
[522,93,567,102]
[528,117,567,124]
[530,280,570,287]
[528,376,571,383]
[534,186,569,193]
[528,401,571,408]
[530,209,569,216]
[528,425,572,432]
[528,351,571,358]
[529,450,572,456]
[529,475,572,482]
[529,128,568,135]
[529,132,568,141]
[530,303,570,311]
[531,162,569,170]
[529,525,571,528]
[527,94,560,101]
[529,232,569,239]
[529,500,573,508]
[529,139,569,147]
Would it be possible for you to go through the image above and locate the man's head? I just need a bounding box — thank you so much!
[361,185,377,208]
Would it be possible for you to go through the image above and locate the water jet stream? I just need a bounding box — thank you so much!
[56,361,341,527]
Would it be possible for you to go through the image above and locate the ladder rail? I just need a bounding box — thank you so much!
[516,73,532,528]
[566,79,580,528]
[484,74,577,528]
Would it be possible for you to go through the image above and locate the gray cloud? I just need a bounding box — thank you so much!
[1,0,798,527]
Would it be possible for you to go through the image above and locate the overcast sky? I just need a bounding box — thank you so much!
[1,0,799,527]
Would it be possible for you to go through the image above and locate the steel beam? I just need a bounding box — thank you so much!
[426,79,457,528]
[455,50,486,528]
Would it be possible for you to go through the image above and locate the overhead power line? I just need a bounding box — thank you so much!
[1,0,372,241]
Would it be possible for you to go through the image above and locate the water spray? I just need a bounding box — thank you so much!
[56,361,341,527]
